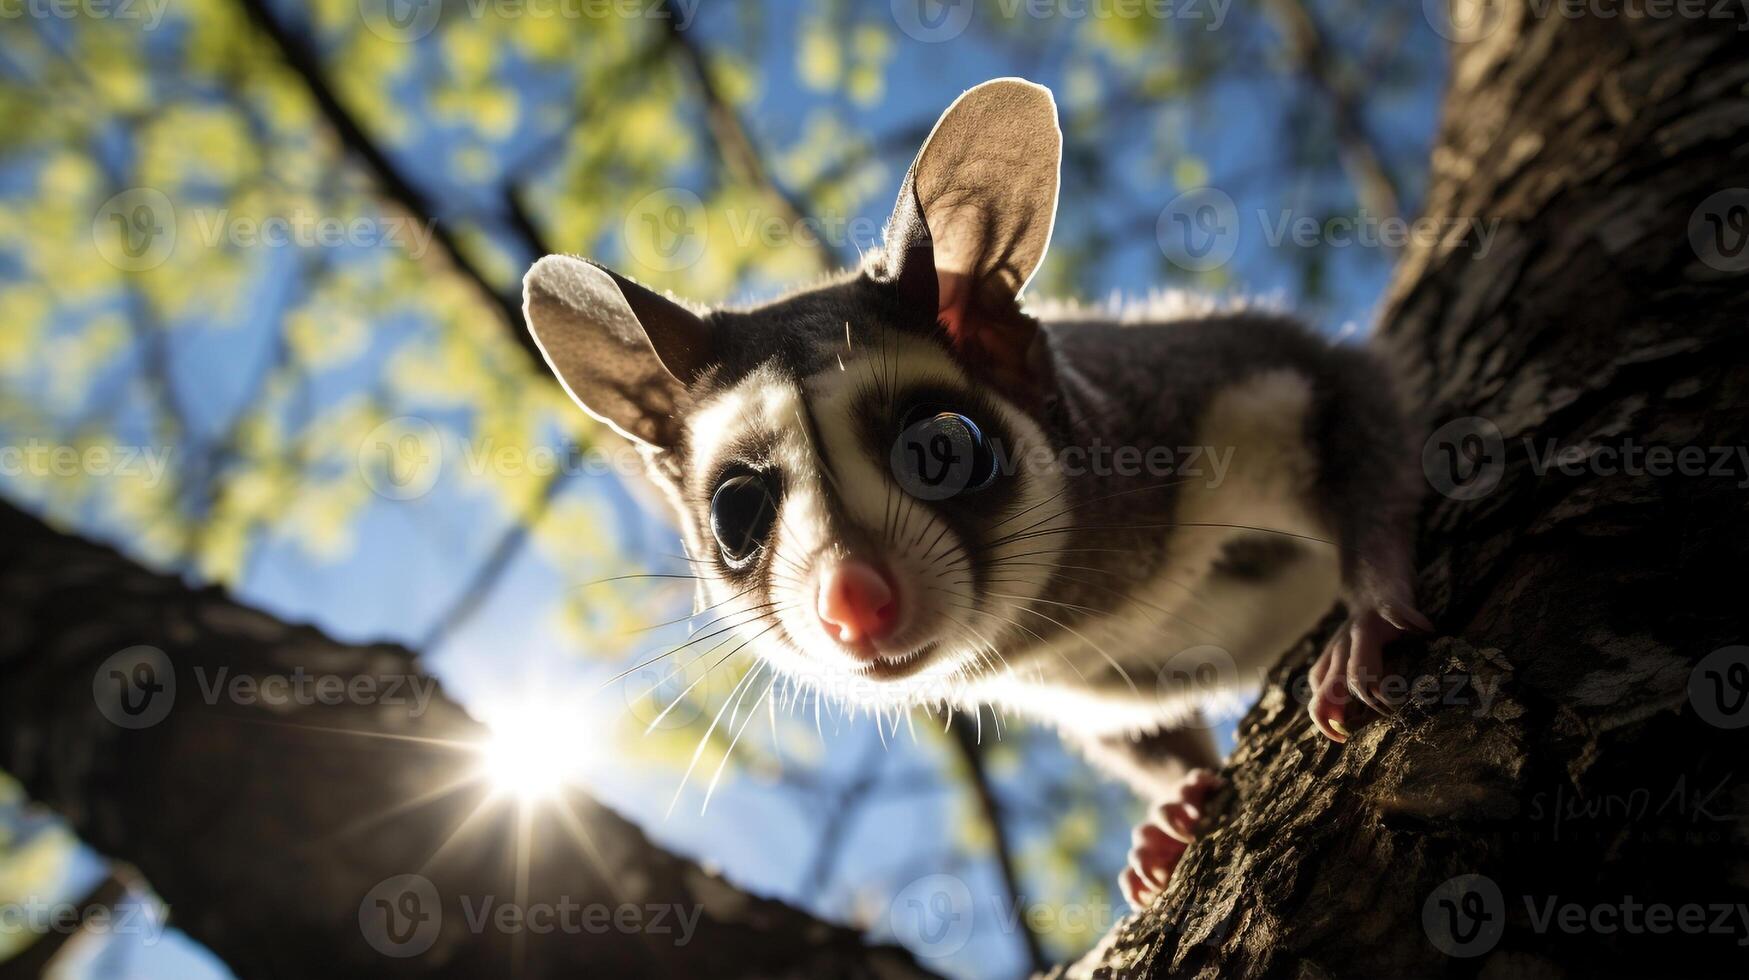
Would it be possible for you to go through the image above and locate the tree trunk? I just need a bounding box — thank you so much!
[0,502,929,979]
[1067,6,1749,979]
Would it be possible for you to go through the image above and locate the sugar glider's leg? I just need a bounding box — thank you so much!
[1121,766,1224,910]
[1302,354,1434,741]
[1307,548,1433,742]
[1067,723,1224,910]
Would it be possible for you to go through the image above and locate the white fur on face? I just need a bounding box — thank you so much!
[682,335,1067,710]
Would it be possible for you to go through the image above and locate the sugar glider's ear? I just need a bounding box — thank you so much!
[870,77,1060,388]
[523,255,710,450]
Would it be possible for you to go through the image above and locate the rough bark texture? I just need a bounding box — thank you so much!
[0,503,929,979]
[1067,6,1749,979]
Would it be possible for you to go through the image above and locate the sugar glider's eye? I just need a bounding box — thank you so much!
[893,404,1000,500]
[710,471,779,566]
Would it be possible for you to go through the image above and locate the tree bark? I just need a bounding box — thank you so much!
[1068,6,1749,979]
[0,503,929,979]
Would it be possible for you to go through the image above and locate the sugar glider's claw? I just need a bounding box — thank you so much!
[1308,628,1353,742]
[1121,767,1223,910]
[1378,601,1434,635]
[1309,603,1431,742]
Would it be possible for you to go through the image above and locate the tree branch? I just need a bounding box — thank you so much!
[655,1,848,272]
[0,501,932,979]
[1068,8,1749,976]
[234,0,546,365]
[951,715,1047,974]
[1264,0,1403,225]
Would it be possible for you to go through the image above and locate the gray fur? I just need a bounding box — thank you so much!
[521,78,1421,806]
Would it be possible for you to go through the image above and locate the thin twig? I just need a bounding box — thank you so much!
[234,0,547,362]
[1265,0,1403,227]
[952,713,1047,973]
[655,1,847,272]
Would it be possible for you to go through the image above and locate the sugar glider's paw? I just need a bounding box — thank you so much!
[1120,768,1224,911]
[1307,602,1433,743]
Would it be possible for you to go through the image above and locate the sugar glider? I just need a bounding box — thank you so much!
[522,78,1428,910]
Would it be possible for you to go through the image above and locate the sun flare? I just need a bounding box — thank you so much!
[476,706,596,803]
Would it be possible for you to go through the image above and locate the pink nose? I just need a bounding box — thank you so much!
[816,560,898,647]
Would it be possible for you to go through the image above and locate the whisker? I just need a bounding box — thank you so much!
[578,571,703,587]
[597,601,782,690]
[979,571,1227,645]
[667,658,768,819]
[984,591,1139,697]
[701,663,776,814]
[622,583,760,636]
